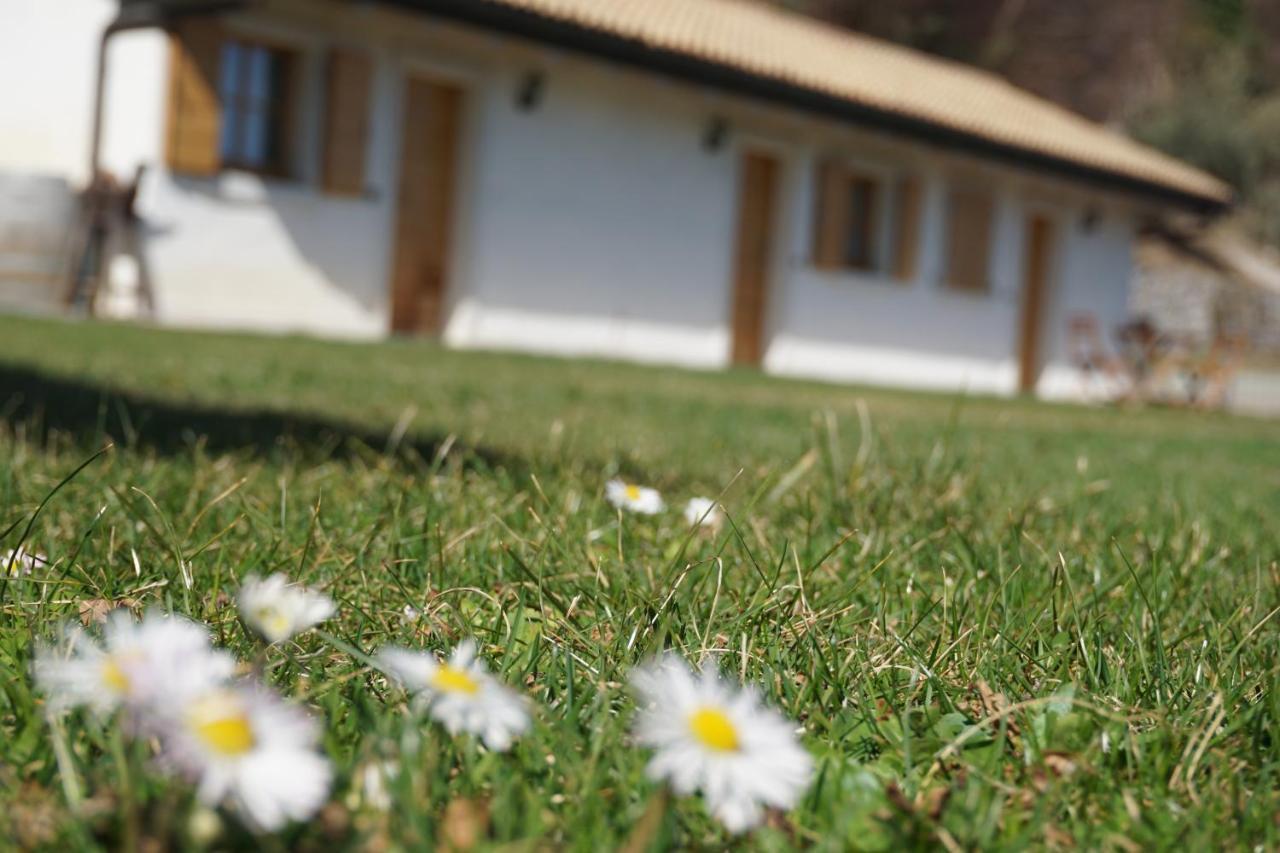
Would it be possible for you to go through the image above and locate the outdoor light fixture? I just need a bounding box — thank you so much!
[702,116,729,152]
[516,71,545,111]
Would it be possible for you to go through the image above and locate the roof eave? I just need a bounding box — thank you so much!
[375,0,1230,215]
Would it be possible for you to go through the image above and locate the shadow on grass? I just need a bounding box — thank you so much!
[0,362,521,472]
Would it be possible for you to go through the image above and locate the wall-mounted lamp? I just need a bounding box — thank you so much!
[516,71,545,111]
[702,116,729,153]
[1080,206,1101,233]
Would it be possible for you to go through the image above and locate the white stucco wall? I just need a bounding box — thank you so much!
[1036,213,1136,400]
[763,153,1032,395]
[99,29,170,181]
[9,0,1141,396]
[99,10,745,346]
[101,20,396,337]
[445,62,738,366]
[0,0,117,186]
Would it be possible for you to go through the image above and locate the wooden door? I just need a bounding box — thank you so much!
[390,77,462,334]
[1017,214,1055,393]
[729,151,779,365]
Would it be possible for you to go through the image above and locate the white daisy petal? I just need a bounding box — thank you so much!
[159,683,332,832]
[3,546,45,576]
[233,748,332,830]
[715,794,760,835]
[630,653,813,833]
[377,640,530,751]
[377,647,440,689]
[237,573,335,644]
[451,638,478,669]
[682,497,723,528]
[606,479,666,515]
[351,759,399,812]
[34,611,233,720]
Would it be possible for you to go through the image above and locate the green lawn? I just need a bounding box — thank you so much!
[1,314,1277,850]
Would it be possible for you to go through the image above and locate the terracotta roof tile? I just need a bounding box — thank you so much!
[464,0,1231,207]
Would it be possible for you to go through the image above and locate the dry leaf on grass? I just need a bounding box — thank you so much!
[441,797,490,851]
[1043,823,1076,850]
[1043,751,1081,778]
[77,598,138,626]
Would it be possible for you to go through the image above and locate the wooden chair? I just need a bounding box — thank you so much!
[1191,333,1248,409]
[1119,319,1183,403]
[62,166,153,317]
[1066,313,1132,401]
[1127,328,1246,410]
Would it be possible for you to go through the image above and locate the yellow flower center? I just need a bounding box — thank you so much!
[689,707,740,752]
[625,485,642,501]
[188,694,257,757]
[432,665,480,695]
[100,657,130,694]
[254,606,291,639]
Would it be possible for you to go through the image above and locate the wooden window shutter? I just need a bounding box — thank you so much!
[165,19,223,177]
[321,48,373,195]
[812,159,849,271]
[945,187,994,292]
[891,176,922,282]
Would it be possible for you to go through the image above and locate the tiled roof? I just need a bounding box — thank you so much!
[419,0,1231,209]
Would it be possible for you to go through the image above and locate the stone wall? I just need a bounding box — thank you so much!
[1130,239,1280,353]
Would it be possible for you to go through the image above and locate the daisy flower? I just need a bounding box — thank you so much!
[3,546,44,576]
[34,610,234,717]
[683,497,723,529]
[377,639,529,751]
[348,759,399,812]
[159,682,332,831]
[237,573,336,644]
[606,479,665,515]
[630,653,813,833]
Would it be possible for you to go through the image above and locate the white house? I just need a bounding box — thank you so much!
[0,0,1230,398]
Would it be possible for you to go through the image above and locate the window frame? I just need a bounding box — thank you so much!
[216,36,299,179]
[812,156,920,283]
[841,169,884,273]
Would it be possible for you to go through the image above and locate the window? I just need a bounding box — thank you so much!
[943,186,995,293]
[843,174,880,271]
[217,40,295,174]
[813,159,921,281]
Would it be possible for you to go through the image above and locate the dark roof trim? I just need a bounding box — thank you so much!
[376,0,1228,214]
[118,0,254,24]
